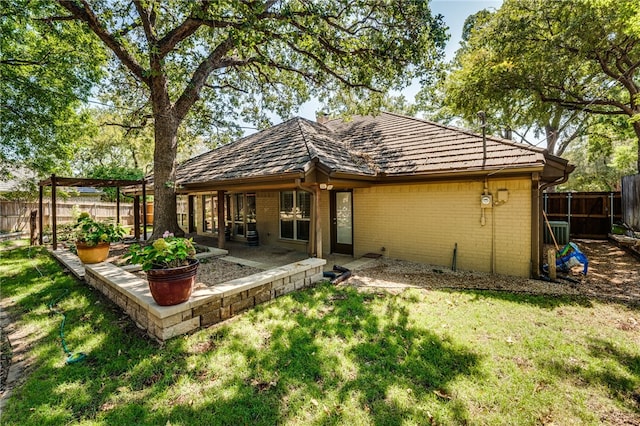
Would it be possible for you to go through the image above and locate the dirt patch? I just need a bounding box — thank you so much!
[576,240,640,303]
[346,240,640,306]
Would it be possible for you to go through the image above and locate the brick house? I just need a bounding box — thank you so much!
[171,112,573,278]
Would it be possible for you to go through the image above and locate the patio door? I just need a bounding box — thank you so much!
[330,190,353,255]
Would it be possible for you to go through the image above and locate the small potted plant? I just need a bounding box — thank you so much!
[74,212,126,264]
[126,231,199,306]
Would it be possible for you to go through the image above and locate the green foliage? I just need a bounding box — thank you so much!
[126,232,196,271]
[85,164,145,202]
[0,0,107,175]
[54,0,448,237]
[72,108,154,176]
[74,212,126,246]
[559,122,638,191]
[1,246,639,425]
[431,0,640,169]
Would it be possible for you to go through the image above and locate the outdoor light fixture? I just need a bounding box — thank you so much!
[327,184,334,190]
[320,183,327,189]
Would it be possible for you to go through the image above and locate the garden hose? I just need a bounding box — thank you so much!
[28,246,87,365]
[27,243,87,365]
[47,289,87,365]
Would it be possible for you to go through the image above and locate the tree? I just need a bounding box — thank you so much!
[0,0,107,176]
[441,0,640,170]
[426,8,587,156]
[54,0,446,238]
[559,122,638,191]
[72,108,155,174]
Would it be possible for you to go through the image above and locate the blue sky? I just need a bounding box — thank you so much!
[294,0,503,121]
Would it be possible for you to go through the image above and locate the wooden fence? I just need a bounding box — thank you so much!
[544,192,622,239]
[621,174,640,231]
[0,200,135,233]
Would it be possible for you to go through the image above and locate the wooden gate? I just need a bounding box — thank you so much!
[544,192,622,239]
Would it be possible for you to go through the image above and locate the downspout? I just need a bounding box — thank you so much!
[296,179,321,258]
[534,163,573,278]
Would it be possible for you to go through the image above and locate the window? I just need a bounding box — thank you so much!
[203,195,213,232]
[228,192,256,237]
[177,196,188,229]
[202,195,220,233]
[280,190,311,241]
[234,193,244,236]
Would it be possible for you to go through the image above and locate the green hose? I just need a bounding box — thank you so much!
[47,289,87,365]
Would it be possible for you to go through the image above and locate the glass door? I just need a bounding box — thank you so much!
[330,190,353,255]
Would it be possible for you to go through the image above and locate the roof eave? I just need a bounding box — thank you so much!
[177,171,306,193]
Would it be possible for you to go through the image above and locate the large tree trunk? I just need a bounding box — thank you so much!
[634,120,640,173]
[150,105,184,239]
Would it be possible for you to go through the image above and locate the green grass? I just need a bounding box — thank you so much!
[1,242,639,425]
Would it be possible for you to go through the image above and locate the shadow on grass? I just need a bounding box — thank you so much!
[540,336,640,415]
[154,285,482,425]
[2,246,484,425]
[455,288,594,309]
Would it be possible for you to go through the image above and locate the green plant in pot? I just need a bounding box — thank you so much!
[126,231,199,306]
[74,212,126,264]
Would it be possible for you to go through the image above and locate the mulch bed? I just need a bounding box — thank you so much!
[348,240,640,306]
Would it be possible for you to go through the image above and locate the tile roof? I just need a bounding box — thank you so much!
[176,112,550,186]
[324,112,546,176]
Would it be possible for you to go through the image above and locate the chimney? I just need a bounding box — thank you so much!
[316,111,330,125]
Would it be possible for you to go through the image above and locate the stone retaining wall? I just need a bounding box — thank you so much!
[84,258,326,341]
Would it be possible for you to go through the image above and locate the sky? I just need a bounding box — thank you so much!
[293,0,503,122]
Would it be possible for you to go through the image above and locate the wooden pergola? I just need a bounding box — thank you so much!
[38,174,148,250]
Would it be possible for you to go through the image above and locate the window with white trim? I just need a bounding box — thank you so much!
[280,190,310,241]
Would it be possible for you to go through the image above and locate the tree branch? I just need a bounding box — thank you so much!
[132,0,156,43]
[157,1,217,58]
[57,0,149,85]
[173,37,240,120]
[157,18,203,57]
[1,58,49,66]
[538,93,632,116]
[36,15,75,22]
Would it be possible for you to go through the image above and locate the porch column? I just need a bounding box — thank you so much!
[314,188,322,258]
[51,174,57,250]
[133,195,140,241]
[217,190,225,249]
[38,184,43,245]
[116,187,121,224]
[142,181,147,240]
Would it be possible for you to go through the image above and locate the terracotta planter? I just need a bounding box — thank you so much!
[146,259,199,306]
[76,242,110,264]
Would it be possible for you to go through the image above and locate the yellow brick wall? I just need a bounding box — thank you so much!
[352,178,533,277]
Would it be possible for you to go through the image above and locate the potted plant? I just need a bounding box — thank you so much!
[126,231,199,306]
[74,212,126,264]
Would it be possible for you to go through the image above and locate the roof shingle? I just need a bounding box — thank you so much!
[176,112,551,186]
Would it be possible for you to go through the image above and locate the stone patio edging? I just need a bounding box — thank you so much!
[82,257,326,341]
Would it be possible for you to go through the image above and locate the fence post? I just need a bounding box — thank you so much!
[116,187,121,224]
[609,192,614,231]
[38,185,43,245]
[567,192,572,235]
[51,174,57,250]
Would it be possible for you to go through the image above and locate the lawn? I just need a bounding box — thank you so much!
[1,242,639,425]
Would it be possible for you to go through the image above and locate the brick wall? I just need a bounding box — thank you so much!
[352,178,533,277]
